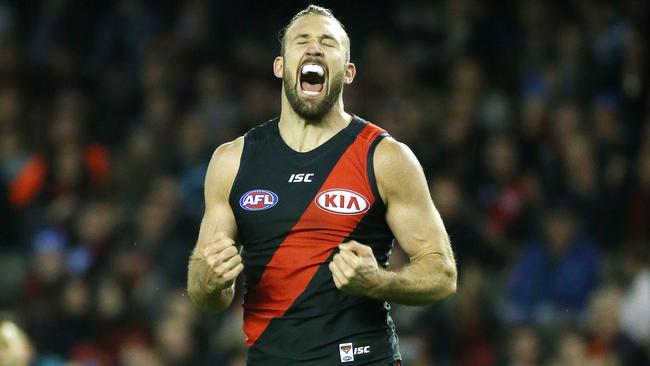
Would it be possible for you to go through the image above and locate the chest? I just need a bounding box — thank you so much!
[229,147,375,247]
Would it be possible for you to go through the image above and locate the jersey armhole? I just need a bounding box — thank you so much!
[227,136,253,208]
[367,132,389,211]
[227,118,279,207]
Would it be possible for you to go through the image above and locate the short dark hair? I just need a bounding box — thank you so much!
[278,5,350,60]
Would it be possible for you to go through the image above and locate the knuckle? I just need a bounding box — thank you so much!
[221,248,236,261]
[218,254,230,263]
[212,253,224,264]
[209,240,224,249]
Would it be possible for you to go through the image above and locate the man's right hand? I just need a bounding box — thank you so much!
[202,232,244,291]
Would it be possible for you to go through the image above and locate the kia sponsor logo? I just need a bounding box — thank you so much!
[315,189,369,215]
[239,190,278,211]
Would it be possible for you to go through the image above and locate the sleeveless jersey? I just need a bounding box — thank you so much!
[229,116,402,365]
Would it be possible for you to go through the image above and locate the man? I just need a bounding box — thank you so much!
[187,5,457,365]
[0,320,33,366]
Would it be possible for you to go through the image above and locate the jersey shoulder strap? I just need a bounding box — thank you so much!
[350,116,389,144]
[238,117,279,162]
[243,118,278,145]
[349,116,390,209]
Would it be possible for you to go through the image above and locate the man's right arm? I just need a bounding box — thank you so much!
[187,137,244,313]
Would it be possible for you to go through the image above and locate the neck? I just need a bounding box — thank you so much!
[278,93,352,153]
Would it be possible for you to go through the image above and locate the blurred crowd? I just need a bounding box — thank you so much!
[0,0,648,365]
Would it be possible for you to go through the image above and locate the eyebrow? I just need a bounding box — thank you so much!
[293,33,340,44]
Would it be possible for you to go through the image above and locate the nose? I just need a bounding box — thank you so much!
[305,43,324,57]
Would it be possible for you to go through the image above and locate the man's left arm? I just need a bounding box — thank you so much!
[329,138,457,305]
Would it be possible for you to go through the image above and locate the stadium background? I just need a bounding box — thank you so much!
[0,0,649,365]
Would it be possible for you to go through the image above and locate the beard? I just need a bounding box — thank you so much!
[283,67,344,121]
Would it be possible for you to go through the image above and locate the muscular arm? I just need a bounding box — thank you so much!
[370,138,457,305]
[187,137,243,312]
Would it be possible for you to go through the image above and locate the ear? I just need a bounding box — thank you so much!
[344,63,356,84]
[273,56,283,79]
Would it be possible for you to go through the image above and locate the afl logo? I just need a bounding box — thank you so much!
[239,190,278,211]
[315,189,369,215]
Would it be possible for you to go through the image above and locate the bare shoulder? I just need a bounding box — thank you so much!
[374,137,424,200]
[374,137,421,174]
[211,136,245,168]
[206,136,245,198]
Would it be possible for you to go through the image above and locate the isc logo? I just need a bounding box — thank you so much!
[289,173,314,183]
[239,190,278,211]
[315,189,369,215]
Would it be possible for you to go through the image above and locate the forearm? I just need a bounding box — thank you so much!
[369,253,457,305]
[187,255,235,312]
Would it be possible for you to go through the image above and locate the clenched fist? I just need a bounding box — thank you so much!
[202,232,244,291]
[329,241,381,297]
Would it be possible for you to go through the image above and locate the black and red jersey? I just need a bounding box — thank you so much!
[229,116,402,365]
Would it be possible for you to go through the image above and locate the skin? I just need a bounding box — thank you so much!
[187,138,243,312]
[187,13,457,312]
[0,321,33,366]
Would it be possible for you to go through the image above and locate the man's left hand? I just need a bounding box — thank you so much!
[329,241,382,297]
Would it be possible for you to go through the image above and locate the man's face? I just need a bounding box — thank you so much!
[277,14,353,120]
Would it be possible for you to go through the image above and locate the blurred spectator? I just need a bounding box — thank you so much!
[118,341,162,366]
[89,0,156,74]
[430,175,488,268]
[478,133,531,266]
[627,142,650,241]
[190,65,242,142]
[506,325,542,366]
[0,320,33,366]
[619,245,650,346]
[584,286,637,365]
[154,316,196,365]
[506,206,600,324]
[547,330,589,366]
[423,262,499,366]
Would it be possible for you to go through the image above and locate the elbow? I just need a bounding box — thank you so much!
[441,267,458,299]
[431,261,458,301]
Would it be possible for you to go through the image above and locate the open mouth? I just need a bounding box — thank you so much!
[299,63,327,96]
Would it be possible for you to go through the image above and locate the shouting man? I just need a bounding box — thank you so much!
[187,5,457,365]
